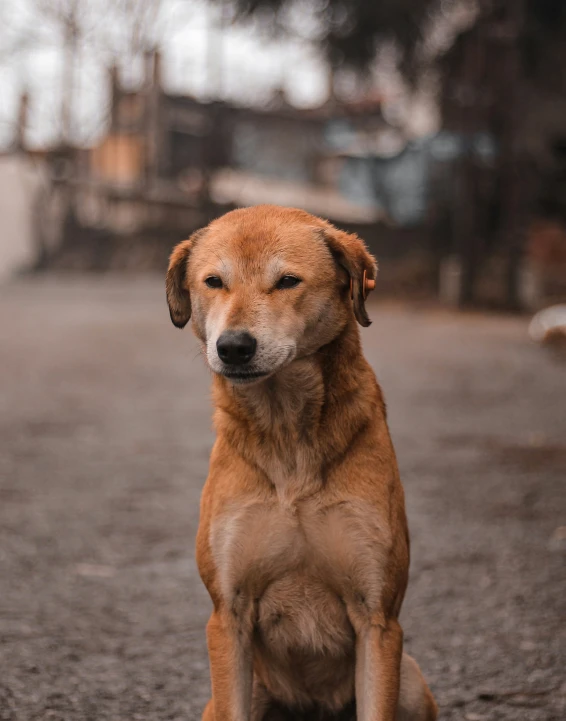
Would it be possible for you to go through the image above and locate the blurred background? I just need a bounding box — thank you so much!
[0,1,565,720]
[1,0,565,308]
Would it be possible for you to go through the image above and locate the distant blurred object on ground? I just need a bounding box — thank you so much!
[529,304,566,357]
[527,220,566,306]
[528,221,566,267]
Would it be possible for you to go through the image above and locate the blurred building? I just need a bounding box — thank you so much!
[5,27,565,308]
[77,52,382,236]
[30,50,440,274]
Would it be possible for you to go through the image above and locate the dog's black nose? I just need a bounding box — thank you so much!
[216,331,257,366]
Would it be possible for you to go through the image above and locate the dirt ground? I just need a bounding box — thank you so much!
[0,275,564,721]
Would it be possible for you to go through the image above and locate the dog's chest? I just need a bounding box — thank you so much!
[210,494,389,615]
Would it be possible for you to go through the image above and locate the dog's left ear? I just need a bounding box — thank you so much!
[320,226,378,327]
[166,230,205,328]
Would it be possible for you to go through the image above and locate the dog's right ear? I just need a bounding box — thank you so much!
[166,230,204,328]
[318,225,378,327]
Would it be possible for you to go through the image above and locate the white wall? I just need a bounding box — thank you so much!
[0,154,45,282]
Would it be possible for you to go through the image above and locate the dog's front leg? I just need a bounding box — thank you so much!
[206,609,253,721]
[355,614,403,721]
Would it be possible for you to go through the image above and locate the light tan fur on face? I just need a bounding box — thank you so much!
[166,205,437,721]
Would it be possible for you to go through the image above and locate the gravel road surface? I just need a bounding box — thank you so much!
[0,276,564,720]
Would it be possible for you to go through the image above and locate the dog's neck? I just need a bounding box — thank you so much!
[212,319,383,500]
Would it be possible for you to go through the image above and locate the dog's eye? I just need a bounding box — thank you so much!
[205,276,223,289]
[276,275,302,290]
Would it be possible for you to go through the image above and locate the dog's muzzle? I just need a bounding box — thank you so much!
[215,330,269,383]
[216,331,257,366]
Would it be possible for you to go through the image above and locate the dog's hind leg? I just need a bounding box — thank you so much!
[202,678,287,721]
[201,700,214,721]
[396,653,438,721]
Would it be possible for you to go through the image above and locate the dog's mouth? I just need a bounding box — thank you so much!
[220,369,271,385]
[207,343,297,385]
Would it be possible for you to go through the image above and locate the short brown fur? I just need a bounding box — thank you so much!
[166,205,437,721]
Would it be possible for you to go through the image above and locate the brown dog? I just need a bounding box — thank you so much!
[166,205,437,721]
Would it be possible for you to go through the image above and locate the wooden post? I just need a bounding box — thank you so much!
[61,0,78,145]
[452,23,485,307]
[497,0,528,310]
[145,49,162,187]
[15,91,29,151]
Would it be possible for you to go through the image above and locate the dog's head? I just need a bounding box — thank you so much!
[166,205,377,384]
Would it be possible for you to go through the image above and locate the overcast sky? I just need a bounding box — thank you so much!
[0,0,330,148]
[0,0,476,149]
